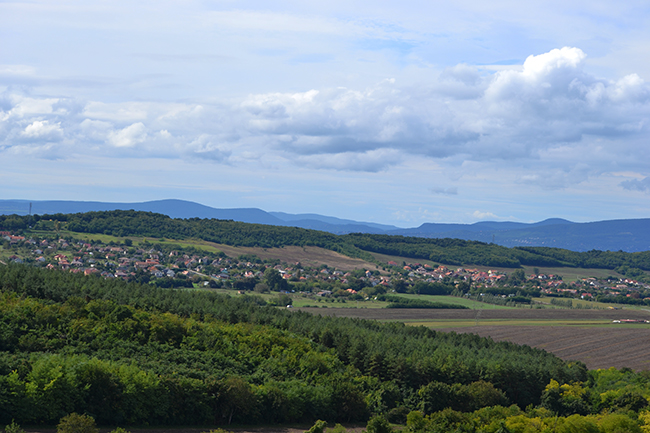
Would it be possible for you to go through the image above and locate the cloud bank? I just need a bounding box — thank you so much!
[1,48,649,191]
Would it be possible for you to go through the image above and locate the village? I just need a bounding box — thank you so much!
[2,231,650,306]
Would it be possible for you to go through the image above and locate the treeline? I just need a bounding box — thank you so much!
[0,264,588,425]
[343,234,650,270]
[2,211,650,270]
[376,295,469,309]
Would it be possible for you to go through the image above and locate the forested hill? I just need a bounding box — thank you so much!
[2,210,650,270]
[3,199,650,252]
[0,263,586,425]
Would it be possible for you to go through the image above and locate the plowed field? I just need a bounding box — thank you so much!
[300,307,650,370]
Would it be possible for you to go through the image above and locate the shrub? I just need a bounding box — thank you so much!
[305,420,327,433]
[366,415,393,433]
[326,424,347,433]
[56,413,98,433]
[5,421,25,433]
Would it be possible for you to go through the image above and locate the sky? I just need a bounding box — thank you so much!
[1,0,649,227]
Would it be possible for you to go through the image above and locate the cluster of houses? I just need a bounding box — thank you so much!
[556,276,650,300]
[2,231,649,302]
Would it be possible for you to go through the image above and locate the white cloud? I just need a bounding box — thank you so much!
[472,210,499,220]
[185,134,231,162]
[22,120,63,140]
[1,95,60,120]
[1,47,648,192]
[107,122,147,148]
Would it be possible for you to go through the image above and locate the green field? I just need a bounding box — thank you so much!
[403,319,617,328]
[533,296,650,312]
[390,293,515,309]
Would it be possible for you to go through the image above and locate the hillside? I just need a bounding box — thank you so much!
[2,210,650,272]
[2,199,649,252]
[0,263,582,425]
[3,213,650,431]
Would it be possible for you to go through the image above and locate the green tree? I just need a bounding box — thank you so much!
[406,411,427,433]
[263,268,288,292]
[366,415,392,433]
[221,377,258,424]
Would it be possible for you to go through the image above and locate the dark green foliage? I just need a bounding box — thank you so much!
[0,263,589,425]
[263,268,289,292]
[343,233,650,270]
[366,415,393,433]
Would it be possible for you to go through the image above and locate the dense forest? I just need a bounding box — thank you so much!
[2,210,650,270]
[0,263,586,425]
[2,264,650,432]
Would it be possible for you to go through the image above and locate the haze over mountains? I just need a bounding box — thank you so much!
[1,199,648,253]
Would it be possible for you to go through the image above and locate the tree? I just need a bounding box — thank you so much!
[406,411,427,433]
[263,268,288,292]
[221,377,258,424]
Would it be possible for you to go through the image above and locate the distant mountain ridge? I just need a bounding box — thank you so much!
[1,199,648,252]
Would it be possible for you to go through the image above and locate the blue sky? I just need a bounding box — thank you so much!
[1,0,649,226]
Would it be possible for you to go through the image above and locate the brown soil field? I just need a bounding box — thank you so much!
[299,308,650,370]
[299,307,650,321]
[209,244,380,272]
[441,326,650,371]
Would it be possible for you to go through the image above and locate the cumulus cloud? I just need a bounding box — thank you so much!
[1,47,649,187]
[22,120,63,140]
[108,123,147,148]
[185,134,231,162]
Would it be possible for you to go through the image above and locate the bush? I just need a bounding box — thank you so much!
[366,415,393,433]
[305,420,327,433]
[5,421,25,433]
[386,407,410,425]
[57,413,98,433]
[406,411,426,433]
[326,424,347,433]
